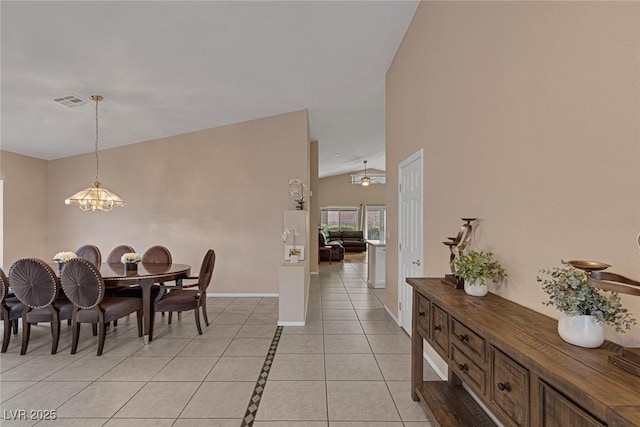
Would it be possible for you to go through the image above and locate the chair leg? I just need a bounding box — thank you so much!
[202,301,210,327]
[168,312,173,324]
[178,312,182,321]
[148,309,155,341]
[136,310,143,337]
[51,320,61,355]
[113,319,118,326]
[97,321,107,356]
[67,319,71,326]
[20,321,31,355]
[2,317,11,353]
[13,319,18,334]
[194,308,203,335]
[92,323,98,336]
[71,320,80,354]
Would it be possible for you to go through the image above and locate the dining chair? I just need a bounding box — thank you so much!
[60,257,143,356]
[8,258,73,355]
[107,245,135,264]
[141,245,172,264]
[151,249,215,337]
[1,268,23,353]
[76,244,102,267]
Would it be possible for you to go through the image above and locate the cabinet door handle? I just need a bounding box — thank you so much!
[497,382,512,392]
[458,334,469,342]
[433,325,441,331]
[457,363,468,372]
[412,260,421,266]
[418,311,426,317]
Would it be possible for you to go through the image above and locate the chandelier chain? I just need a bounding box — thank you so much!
[94,97,100,183]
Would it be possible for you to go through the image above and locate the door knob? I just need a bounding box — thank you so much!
[412,260,421,266]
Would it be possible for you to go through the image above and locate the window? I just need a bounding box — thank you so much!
[350,174,386,185]
[320,207,359,231]
[365,205,386,241]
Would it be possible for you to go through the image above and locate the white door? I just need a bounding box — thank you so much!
[398,150,423,335]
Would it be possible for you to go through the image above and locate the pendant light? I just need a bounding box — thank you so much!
[361,160,370,186]
[65,95,125,211]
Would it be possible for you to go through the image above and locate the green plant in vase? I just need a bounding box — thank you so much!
[537,262,636,347]
[451,249,507,296]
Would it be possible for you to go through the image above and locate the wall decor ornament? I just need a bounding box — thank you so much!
[441,218,476,288]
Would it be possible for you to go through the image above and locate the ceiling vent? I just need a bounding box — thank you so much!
[53,95,87,108]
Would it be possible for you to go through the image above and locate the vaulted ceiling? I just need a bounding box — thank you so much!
[1,1,418,177]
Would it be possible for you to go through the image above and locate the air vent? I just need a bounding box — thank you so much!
[53,95,87,108]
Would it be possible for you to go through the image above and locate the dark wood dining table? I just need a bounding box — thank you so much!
[99,262,191,343]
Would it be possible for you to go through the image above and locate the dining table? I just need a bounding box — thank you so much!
[96,262,191,343]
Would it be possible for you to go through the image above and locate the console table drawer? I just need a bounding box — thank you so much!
[491,347,530,426]
[452,318,486,362]
[539,381,604,427]
[432,304,449,358]
[416,293,431,338]
[452,345,486,395]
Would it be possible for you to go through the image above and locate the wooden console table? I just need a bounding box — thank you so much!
[408,277,640,427]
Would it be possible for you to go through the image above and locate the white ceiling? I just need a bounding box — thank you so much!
[1,1,418,177]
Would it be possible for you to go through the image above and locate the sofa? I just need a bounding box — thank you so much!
[327,230,367,252]
[318,231,345,261]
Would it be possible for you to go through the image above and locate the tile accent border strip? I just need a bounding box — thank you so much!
[241,325,283,426]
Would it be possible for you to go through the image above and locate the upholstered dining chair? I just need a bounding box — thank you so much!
[60,257,143,356]
[151,249,215,338]
[8,258,73,355]
[107,245,135,264]
[1,268,23,353]
[76,244,102,267]
[141,245,172,264]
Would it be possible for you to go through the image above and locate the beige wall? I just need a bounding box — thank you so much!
[1,151,48,266]
[386,2,640,345]
[318,170,385,208]
[45,110,309,294]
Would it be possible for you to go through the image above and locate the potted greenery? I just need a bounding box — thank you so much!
[537,263,636,348]
[451,249,507,296]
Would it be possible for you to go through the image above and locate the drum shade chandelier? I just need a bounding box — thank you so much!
[65,95,125,212]
[361,160,370,186]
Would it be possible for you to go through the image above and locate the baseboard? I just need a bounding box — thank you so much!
[310,271,319,275]
[423,349,448,381]
[384,303,400,324]
[206,292,279,298]
[277,320,306,326]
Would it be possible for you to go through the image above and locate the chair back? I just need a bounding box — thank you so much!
[197,249,216,292]
[60,258,105,309]
[142,245,172,264]
[9,258,60,308]
[76,244,102,267]
[0,268,8,302]
[107,245,135,263]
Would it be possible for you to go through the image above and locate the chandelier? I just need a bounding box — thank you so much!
[361,160,370,186]
[65,95,125,212]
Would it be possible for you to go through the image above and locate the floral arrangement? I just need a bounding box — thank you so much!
[451,250,507,286]
[53,251,77,262]
[288,178,306,210]
[121,252,142,264]
[282,227,299,246]
[538,263,636,333]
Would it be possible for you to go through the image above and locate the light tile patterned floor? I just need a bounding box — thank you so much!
[0,260,438,426]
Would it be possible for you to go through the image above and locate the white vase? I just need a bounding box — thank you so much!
[464,279,488,296]
[557,312,605,348]
[290,255,300,263]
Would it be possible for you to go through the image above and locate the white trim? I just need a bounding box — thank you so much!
[277,320,306,326]
[310,271,319,275]
[384,303,399,325]
[422,349,448,381]
[206,292,279,298]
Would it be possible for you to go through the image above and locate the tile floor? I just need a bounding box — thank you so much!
[0,259,439,426]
